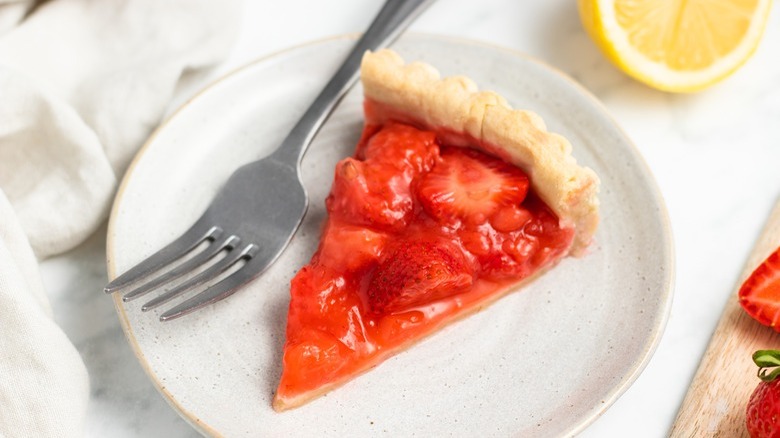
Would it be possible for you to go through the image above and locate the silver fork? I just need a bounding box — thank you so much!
[105,0,436,321]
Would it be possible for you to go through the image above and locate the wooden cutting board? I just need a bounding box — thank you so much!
[671,200,780,436]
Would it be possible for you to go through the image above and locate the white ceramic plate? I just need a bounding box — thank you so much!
[108,34,674,437]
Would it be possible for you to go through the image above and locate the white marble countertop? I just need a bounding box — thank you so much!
[42,0,780,436]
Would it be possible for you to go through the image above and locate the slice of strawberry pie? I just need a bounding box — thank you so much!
[272,49,600,411]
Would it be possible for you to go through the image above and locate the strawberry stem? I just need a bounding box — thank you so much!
[753,350,780,382]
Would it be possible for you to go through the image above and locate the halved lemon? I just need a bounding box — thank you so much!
[578,0,773,92]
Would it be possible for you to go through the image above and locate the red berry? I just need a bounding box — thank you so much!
[367,239,473,314]
[361,122,439,173]
[747,378,780,438]
[316,221,387,273]
[490,204,533,232]
[327,158,413,230]
[740,247,780,331]
[327,123,441,231]
[414,147,529,225]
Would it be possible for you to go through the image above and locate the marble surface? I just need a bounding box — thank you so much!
[42,0,780,436]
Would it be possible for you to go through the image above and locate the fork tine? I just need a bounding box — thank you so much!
[141,243,259,313]
[158,245,262,321]
[121,235,242,302]
[105,224,223,293]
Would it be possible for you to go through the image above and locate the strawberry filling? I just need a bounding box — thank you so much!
[278,121,573,398]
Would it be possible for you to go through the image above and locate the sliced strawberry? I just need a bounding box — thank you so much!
[361,122,439,174]
[289,266,347,324]
[289,265,369,351]
[490,204,534,233]
[459,228,491,257]
[414,147,529,225]
[740,247,780,331]
[472,232,534,280]
[280,327,351,392]
[327,158,413,230]
[457,197,570,280]
[367,239,473,314]
[316,221,388,273]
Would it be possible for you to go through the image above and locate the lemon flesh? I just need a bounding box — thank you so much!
[579,0,772,92]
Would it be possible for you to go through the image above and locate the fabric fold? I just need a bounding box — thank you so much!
[0,191,89,436]
[0,0,242,257]
[0,0,241,435]
[0,66,117,257]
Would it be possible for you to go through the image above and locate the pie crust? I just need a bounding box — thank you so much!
[361,49,599,255]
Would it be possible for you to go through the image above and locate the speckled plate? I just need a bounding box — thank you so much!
[107,34,674,437]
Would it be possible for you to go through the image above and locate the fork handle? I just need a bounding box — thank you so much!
[270,0,436,166]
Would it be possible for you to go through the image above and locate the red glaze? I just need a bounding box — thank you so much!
[277,121,573,400]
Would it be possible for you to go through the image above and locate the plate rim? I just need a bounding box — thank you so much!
[106,32,675,437]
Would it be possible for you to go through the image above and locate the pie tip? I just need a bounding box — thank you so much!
[271,396,290,412]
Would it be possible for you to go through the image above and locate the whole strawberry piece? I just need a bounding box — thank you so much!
[740,247,780,331]
[747,350,780,438]
[367,239,473,314]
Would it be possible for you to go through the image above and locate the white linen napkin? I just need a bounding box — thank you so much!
[0,0,240,435]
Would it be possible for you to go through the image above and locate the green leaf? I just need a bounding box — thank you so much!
[753,350,780,367]
[753,350,780,382]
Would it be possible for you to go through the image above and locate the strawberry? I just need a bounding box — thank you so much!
[367,239,473,314]
[280,327,350,390]
[316,221,388,273]
[326,124,441,231]
[740,247,780,331]
[327,158,413,230]
[490,204,534,233]
[457,196,569,280]
[746,350,780,438]
[472,234,537,280]
[414,147,529,225]
[360,122,439,174]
